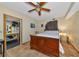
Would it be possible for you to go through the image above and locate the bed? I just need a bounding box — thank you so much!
[30,20,64,57]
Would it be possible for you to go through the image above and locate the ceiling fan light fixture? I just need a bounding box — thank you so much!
[36,8,40,11]
[27,2,50,16]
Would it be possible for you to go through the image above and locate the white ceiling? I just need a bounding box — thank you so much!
[0,2,78,20]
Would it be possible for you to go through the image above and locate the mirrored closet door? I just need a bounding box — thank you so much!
[4,15,22,49]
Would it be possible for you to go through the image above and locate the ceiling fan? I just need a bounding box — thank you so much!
[26,2,50,16]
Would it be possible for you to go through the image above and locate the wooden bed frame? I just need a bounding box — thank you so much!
[30,35,59,56]
[30,20,59,57]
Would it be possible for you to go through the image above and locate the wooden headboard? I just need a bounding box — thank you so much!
[45,20,58,31]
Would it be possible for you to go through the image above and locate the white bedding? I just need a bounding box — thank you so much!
[36,31,64,54]
[60,43,64,54]
[36,31,59,39]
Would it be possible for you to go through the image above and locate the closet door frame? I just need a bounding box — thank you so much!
[19,19,22,45]
[3,14,7,55]
[3,14,23,51]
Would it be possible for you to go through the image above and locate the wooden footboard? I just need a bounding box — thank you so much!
[30,35,59,57]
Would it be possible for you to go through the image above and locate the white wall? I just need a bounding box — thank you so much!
[0,13,3,40]
[57,10,79,51]
[22,19,36,43]
[35,20,53,33]
[0,5,37,43]
[65,10,79,51]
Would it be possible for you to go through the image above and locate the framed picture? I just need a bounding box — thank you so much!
[30,23,35,28]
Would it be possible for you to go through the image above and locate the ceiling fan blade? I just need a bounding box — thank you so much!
[41,8,50,12]
[39,2,46,6]
[28,9,36,12]
[27,2,36,7]
[38,11,41,16]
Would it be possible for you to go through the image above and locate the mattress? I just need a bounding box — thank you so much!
[36,31,59,39]
[36,31,64,54]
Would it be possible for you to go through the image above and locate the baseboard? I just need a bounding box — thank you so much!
[22,41,30,45]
